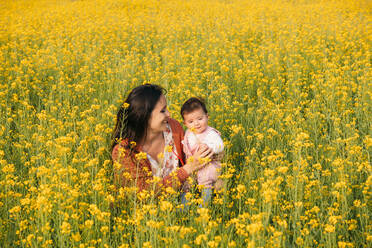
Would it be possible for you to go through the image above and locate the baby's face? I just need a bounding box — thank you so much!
[183,108,208,134]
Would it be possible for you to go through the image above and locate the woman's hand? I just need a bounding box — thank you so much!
[194,144,214,159]
[182,145,213,175]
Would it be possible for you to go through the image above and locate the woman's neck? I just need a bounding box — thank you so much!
[142,130,163,147]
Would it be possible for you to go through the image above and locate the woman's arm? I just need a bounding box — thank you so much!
[113,141,213,195]
[150,145,213,195]
[112,145,181,193]
[182,145,214,174]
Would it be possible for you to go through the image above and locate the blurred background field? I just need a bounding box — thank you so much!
[0,0,371,247]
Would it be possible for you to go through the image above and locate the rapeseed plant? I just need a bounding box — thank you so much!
[1,0,370,247]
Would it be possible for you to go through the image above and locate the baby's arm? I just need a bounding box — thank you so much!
[182,129,196,158]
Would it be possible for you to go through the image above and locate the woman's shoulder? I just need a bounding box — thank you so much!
[112,139,132,161]
[168,118,184,133]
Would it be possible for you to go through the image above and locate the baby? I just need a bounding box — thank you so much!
[181,97,224,205]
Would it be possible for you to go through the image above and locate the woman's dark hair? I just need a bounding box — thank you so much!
[111,84,166,151]
[180,97,208,119]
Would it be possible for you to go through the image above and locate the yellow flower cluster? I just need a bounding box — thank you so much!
[0,0,370,247]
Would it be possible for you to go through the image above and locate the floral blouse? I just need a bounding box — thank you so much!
[146,123,180,178]
[112,118,187,193]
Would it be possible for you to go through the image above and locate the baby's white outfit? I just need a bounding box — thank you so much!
[182,126,224,188]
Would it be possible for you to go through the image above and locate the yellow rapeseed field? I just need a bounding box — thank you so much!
[0,0,371,247]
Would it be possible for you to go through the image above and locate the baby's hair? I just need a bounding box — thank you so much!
[180,97,208,119]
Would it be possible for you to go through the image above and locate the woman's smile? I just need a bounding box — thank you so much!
[148,95,170,133]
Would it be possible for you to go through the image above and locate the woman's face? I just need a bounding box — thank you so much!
[148,95,170,133]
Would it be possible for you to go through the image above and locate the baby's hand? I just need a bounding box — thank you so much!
[198,143,209,151]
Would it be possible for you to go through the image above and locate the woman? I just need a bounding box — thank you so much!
[111,84,213,195]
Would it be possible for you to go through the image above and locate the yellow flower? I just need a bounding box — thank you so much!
[296,237,304,246]
[160,200,173,212]
[157,152,164,160]
[247,222,262,235]
[196,208,210,223]
[194,234,207,245]
[118,244,129,248]
[135,152,147,161]
[208,240,218,248]
[84,220,94,229]
[363,136,372,148]
[324,224,335,233]
[236,184,246,194]
[353,199,361,207]
[100,226,109,234]
[26,234,34,245]
[338,241,353,248]
[294,202,303,208]
[60,221,71,235]
[231,124,244,136]
[228,241,236,247]
[278,166,288,174]
[71,232,81,242]
[198,157,211,164]
[165,145,173,153]
[122,102,130,109]
[9,206,21,215]
[187,156,195,164]
[143,242,152,248]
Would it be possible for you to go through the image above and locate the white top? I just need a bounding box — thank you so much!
[146,123,179,178]
[183,126,224,156]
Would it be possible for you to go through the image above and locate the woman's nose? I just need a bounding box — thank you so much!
[165,109,170,117]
